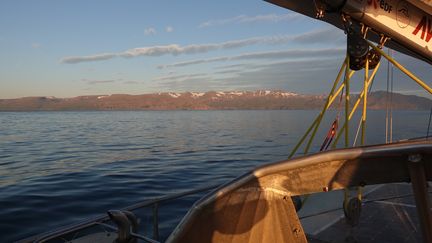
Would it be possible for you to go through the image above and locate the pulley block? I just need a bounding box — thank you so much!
[366,49,381,69]
[347,30,369,58]
[349,55,366,71]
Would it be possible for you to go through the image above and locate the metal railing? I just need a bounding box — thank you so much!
[18,184,220,243]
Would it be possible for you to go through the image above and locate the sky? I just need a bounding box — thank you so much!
[0,0,430,99]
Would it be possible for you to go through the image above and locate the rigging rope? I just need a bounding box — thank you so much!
[385,48,394,143]
[353,62,378,146]
[427,107,432,140]
[320,87,344,151]
[390,50,394,142]
[353,117,362,146]
[302,88,345,208]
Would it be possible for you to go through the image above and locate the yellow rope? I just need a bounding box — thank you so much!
[288,57,348,158]
[345,55,350,148]
[367,40,432,95]
[361,57,369,145]
[332,61,381,148]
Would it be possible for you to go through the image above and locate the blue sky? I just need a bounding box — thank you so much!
[0,0,430,98]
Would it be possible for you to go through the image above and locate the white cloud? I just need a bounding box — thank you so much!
[165,26,174,33]
[211,58,343,92]
[199,13,304,28]
[152,73,208,82]
[81,79,116,85]
[31,43,41,49]
[118,35,289,58]
[158,47,345,69]
[144,27,156,35]
[61,28,342,64]
[61,53,116,64]
[214,63,251,70]
[156,77,217,91]
[155,55,357,92]
[291,28,344,44]
[123,81,140,84]
[152,57,346,92]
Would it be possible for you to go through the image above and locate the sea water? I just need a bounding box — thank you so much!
[0,110,429,242]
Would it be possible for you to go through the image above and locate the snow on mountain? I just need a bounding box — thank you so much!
[174,90,301,99]
[168,92,181,98]
[1,90,430,111]
[190,92,205,98]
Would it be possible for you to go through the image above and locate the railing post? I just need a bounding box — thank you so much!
[361,56,369,145]
[408,154,432,243]
[345,54,350,148]
[153,203,159,241]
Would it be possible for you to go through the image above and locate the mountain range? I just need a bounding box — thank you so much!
[0,90,431,111]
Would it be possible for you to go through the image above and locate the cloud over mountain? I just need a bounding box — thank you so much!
[199,13,304,28]
[159,47,345,69]
[60,28,342,64]
[144,27,156,35]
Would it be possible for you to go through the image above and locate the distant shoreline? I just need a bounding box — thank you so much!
[1,90,431,111]
[1,108,431,112]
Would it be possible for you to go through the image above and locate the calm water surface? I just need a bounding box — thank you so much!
[0,110,430,242]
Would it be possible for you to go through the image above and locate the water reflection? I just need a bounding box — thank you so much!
[0,110,429,241]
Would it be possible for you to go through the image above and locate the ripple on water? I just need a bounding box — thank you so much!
[0,110,429,242]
